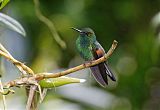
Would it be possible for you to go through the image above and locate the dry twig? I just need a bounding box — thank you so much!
[0,43,34,75]
[0,40,118,110]
[35,40,118,79]
[3,40,118,88]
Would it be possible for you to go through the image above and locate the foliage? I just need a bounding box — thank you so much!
[0,0,9,10]
[0,12,26,36]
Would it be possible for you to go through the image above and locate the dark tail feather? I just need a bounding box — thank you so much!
[104,62,116,81]
[90,62,116,87]
[90,64,108,87]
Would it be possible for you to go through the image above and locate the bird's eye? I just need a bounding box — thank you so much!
[86,32,92,36]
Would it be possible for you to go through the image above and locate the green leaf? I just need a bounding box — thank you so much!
[0,13,26,36]
[0,0,10,10]
[39,76,86,88]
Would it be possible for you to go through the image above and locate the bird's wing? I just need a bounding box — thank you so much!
[92,41,116,81]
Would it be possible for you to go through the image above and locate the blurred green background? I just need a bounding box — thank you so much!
[0,0,160,110]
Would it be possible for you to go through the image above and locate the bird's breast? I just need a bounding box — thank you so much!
[76,38,93,61]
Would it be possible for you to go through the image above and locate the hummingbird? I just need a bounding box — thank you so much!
[71,27,116,87]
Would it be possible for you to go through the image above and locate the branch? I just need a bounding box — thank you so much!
[4,40,118,88]
[26,85,37,110]
[36,40,118,79]
[0,30,117,110]
[2,40,118,89]
[0,43,34,75]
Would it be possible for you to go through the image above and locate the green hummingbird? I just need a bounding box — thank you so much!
[71,27,116,87]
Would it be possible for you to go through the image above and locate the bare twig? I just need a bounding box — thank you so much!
[0,40,117,110]
[33,0,66,49]
[0,40,118,100]
[35,40,118,80]
[0,79,6,110]
[0,43,34,75]
[26,85,37,110]
[4,40,118,88]
[39,89,47,104]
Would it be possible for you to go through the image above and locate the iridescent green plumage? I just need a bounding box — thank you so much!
[76,30,95,60]
[72,27,116,87]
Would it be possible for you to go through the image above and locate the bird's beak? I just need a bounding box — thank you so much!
[71,27,82,33]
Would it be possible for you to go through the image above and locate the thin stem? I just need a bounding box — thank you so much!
[36,40,118,79]
[33,0,66,49]
[0,79,6,110]
[3,40,118,89]
[0,44,34,75]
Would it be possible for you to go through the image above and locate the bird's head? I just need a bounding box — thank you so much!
[71,27,96,38]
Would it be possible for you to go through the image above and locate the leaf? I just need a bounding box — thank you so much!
[0,12,26,36]
[39,76,86,88]
[0,0,10,10]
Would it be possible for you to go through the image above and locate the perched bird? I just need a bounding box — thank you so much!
[71,27,116,87]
